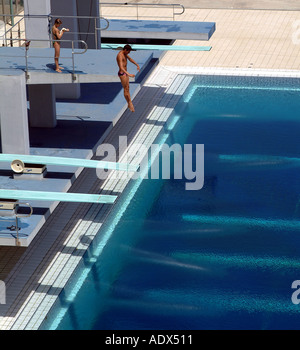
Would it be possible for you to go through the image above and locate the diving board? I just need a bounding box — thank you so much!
[0,154,138,172]
[100,19,216,41]
[0,47,153,85]
[101,43,212,51]
[0,189,117,204]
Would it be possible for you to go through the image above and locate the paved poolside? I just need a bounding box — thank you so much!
[0,5,300,329]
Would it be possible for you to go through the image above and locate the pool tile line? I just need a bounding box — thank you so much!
[160,66,300,78]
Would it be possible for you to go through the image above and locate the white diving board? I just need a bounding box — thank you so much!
[101,43,212,51]
[0,154,138,172]
[0,189,117,204]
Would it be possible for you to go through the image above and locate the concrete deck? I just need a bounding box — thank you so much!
[101,19,216,40]
[101,0,300,11]
[0,47,153,84]
[159,8,300,70]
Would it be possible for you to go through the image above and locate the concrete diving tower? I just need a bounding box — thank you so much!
[0,46,153,155]
[0,45,152,246]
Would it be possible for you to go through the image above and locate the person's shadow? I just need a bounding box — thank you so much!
[46,63,84,74]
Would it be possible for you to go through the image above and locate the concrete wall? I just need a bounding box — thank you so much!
[76,0,101,50]
[50,0,81,99]
[50,0,79,49]
[24,0,51,48]
[28,84,57,128]
[50,0,101,49]
[0,72,30,154]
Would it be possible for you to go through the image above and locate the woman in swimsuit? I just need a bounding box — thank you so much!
[52,18,69,73]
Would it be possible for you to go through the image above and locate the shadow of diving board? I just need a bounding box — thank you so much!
[101,19,216,41]
[0,189,117,204]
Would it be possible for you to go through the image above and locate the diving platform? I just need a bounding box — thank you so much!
[101,43,212,51]
[100,19,216,41]
[0,47,154,84]
[0,150,130,247]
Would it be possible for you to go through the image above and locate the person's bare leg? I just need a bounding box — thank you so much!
[120,75,134,112]
[54,43,62,73]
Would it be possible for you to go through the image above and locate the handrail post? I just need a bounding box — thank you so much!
[25,42,29,81]
[4,22,7,46]
[15,202,33,247]
[18,21,21,45]
[72,40,76,82]
[95,17,97,49]
[136,3,139,21]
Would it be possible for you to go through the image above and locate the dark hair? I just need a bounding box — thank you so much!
[55,18,62,25]
[123,44,132,52]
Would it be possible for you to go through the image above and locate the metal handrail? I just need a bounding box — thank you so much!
[0,13,110,49]
[48,15,109,49]
[8,17,25,44]
[0,201,33,246]
[1,38,88,81]
[0,14,26,47]
[99,2,185,21]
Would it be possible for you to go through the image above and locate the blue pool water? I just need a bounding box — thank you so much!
[43,75,300,330]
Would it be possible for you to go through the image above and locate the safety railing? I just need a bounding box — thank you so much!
[99,2,185,21]
[0,13,109,49]
[1,38,88,81]
[0,201,33,246]
[0,0,23,26]
[47,14,109,49]
[0,15,25,46]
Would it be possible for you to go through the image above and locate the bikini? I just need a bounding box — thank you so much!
[52,28,60,45]
[118,71,126,77]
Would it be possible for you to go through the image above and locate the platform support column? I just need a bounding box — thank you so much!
[76,0,101,50]
[51,0,81,99]
[24,0,51,48]
[23,0,57,127]
[28,84,57,128]
[0,73,30,154]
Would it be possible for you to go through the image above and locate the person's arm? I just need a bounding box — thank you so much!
[60,28,70,36]
[128,56,140,72]
[54,27,69,40]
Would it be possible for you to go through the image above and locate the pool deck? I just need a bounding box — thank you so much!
[1,6,300,329]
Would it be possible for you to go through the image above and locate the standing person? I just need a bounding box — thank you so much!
[117,44,140,112]
[52,18,69,73]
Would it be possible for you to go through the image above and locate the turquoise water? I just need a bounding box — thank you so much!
[42,75,300,330]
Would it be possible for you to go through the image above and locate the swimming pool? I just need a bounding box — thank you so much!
[42,74,300,330]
